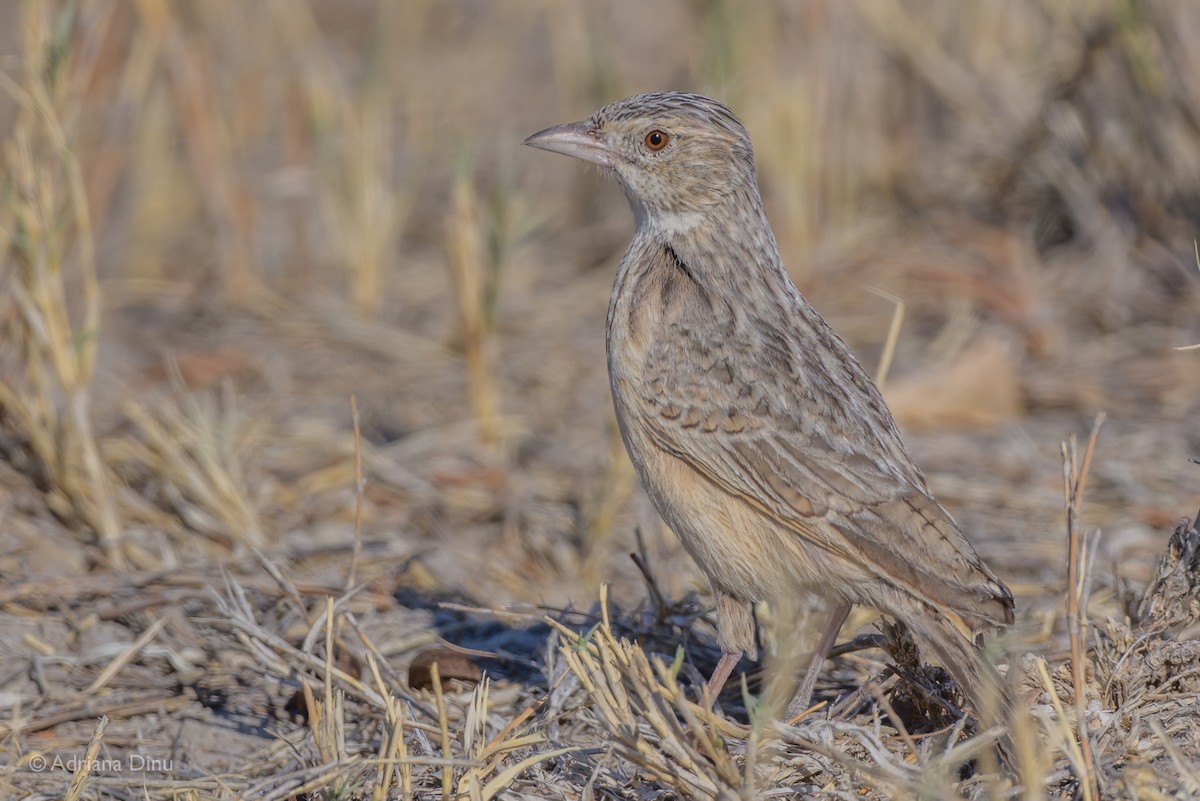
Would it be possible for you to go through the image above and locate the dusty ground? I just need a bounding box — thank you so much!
[1,2,1199,799]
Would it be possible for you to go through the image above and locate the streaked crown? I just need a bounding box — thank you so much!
[526,92,762,230]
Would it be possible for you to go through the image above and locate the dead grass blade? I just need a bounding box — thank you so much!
[867,286,906,387]
[1033,656,1091,790]
[553,587,746,799]
[116,384,263,551]
[1149,718,1200,797]
[446,162,501,448]
[431,661,454,800]
[347,393,365,590]
[0,3,121,563]
[1177,240,1200,351]
[1061,413,1105,801]
[85,615,168,694]
[62,715,108,801]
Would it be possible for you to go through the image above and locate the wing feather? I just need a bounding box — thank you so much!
[635,284,1013,627]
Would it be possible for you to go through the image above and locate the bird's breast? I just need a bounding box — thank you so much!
[608,246,704,409]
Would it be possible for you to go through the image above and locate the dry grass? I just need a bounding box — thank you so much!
[1,0,1199,798]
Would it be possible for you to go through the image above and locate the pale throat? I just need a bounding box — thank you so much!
[649,209,707,237]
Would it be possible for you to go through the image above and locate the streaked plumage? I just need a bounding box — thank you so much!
[525,92,1013,732]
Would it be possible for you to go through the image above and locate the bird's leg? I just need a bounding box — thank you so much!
[704,591,756,706]
[786,599,852,719]
[703,651,742,706]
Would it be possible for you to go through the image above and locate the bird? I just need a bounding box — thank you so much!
[524,92,1014,731]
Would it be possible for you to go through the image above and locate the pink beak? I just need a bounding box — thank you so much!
[524,120,616,169]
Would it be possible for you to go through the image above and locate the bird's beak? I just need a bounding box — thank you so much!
[523,120,616,169]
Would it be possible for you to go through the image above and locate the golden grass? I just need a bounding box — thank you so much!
[0,2,121,562]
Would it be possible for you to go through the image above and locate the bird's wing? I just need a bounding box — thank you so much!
[635,295,1013,628]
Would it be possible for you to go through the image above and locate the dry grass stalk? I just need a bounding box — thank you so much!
[347,393,365,591]
[1013,665,1052,801]
[117,384,263,551]
[62,714,108,801]
[454,680,573,800]
[546,588,1050,798]
[867,287,906,388]
[549,587,752,798]
[211,572,584,799]
[431,660,453,800]
[84,615,168,694]
[0,3,121,562]
[364,650,411,800]
[1061,414,1105,801]
[334,77,400,317]
[1150,718,1200,797]
[1032,656,1091,787]
[214,573,392,709]
[446,165,501,447]
[268,0,412,312]
[321,597,347,765]
[136,0,256,299]
[1178,241,1200,351]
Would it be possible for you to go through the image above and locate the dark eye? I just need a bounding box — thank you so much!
[644,130,669,151]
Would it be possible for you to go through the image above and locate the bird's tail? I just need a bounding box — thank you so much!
[905,607,1014,766]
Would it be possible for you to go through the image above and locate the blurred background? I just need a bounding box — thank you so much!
[2,0,1198,618]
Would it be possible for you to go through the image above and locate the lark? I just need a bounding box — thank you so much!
[525,92,1013,725]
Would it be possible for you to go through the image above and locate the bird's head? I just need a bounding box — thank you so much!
[524,92,760,235]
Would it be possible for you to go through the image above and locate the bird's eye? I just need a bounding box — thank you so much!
[644,130,669,151]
